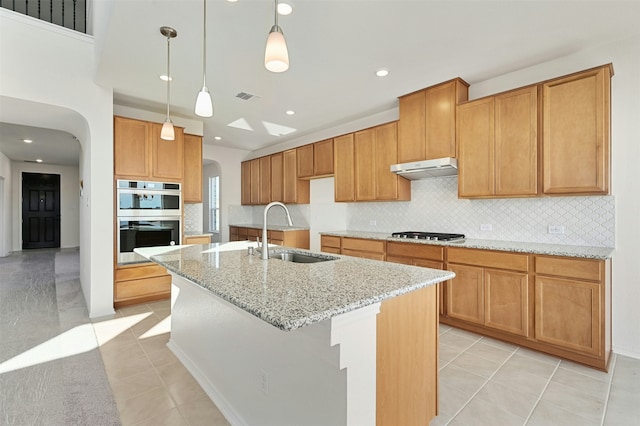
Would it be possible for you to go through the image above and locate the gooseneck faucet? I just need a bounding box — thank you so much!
[261,201,293,260]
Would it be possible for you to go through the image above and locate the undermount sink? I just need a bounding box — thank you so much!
[270,251,338,264]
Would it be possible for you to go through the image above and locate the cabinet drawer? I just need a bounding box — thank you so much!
[270,231,284,241]
[342,237,385,254]
[184,235,211,245]
[321,246,341,255]
[387,242,444,261]
[321,235,341,249]
[115,275,172,300]
[115,264,168,281]
[342,249,385,261]
[535,256,602,282]
[247,228,260,238]
[447,247,529,272]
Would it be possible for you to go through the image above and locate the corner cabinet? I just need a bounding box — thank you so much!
[542,65,612,195]
[114,116,184,182]
[397,78,469,163]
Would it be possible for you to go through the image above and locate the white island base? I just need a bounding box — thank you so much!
[168,273,381,426]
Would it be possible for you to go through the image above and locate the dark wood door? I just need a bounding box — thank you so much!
[22,173,61,249]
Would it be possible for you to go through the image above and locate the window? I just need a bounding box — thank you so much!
[208,176,220,233]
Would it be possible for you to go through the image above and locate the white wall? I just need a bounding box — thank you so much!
[202,144,250,243]
[0,9,115,318]
[0,152,12,256]
[10,162,80,250]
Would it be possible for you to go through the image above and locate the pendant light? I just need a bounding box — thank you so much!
[264,0,289,73]
[195,0,213,117]
[160,26,177,140]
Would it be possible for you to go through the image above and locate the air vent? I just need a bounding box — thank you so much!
[23,160,39,163]
[235,92,260,101]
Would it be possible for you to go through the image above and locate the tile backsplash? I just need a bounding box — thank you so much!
[348,177,615,247]
[226,176,614,247]
[184,203,203,234]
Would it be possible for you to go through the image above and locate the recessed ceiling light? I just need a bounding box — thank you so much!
[214,136,222,140]
[285,110,295,115]
[159,75,172,82]
[23,139,33,143]
[36,159,43,163]
[227,0,238,3]
[376,68,390,77]
[278,3,293,15]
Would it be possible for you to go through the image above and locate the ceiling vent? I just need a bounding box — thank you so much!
[235,92,260,102]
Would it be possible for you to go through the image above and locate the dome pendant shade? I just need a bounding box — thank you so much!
[161,119,175,140]
[265,25,289,73]
[195,87,214,117]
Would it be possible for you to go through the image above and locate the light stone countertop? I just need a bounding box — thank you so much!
[230,223,310,232]
[320,231,614,260]
[142,242,454,331]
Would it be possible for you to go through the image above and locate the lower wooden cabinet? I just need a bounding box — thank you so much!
[183,234,212,245]
[341,237,386,261]
[322,234,612,371]
[114,263,171,308]
[534,256,609,360]
[229,226,309,249]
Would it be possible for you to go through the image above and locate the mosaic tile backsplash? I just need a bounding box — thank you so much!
[184,203,203,234]
[226,176,614,247]
[348,177,614,247]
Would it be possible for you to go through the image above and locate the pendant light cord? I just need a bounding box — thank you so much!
[166,35,171,118]
[202,0,207,88]
[274,0,278,28]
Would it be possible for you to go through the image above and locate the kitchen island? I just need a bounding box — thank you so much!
[137,242,455,426]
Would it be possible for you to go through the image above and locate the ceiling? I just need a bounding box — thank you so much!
[3,0,640,166]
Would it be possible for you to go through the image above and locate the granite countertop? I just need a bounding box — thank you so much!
[320,231,614,260]
[230,223,310,232]
[140,242,454,331]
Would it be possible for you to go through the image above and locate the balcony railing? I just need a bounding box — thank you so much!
[1,0,87,33]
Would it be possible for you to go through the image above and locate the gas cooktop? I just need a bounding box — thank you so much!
[391,231,465,242]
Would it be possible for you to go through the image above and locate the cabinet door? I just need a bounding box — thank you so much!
[543,66,610,195]
[355,128,376,201]
[114,116,151,178]
[314,139,334,176]
[495,87,538,196]
[446,264,484,324]
[270,152,284,202]
[296,144,314,179]
[183,134,203,203]
[334,134,355,202]
[535,276,601,356]
[484,269,529,336]
[282,149,310,204]
[151,123,184,181]
[260,156,271,204]
[375,122,408,200]
[425,80,458,159]
[457,98,495,197]
[397,90,426,163]
[250,158,260,205]
[241,161,251,205]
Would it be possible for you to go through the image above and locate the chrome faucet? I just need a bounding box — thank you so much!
[261,201,293,260]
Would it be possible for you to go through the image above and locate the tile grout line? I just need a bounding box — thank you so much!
[521,354,561,425]
[443,336,520,425]
[599,353,617,426]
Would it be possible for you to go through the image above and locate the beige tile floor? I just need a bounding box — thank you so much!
[94,300,640,426]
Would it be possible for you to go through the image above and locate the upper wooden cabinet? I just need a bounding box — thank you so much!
[114,116,184,182]
[241,161,251,205]
[334,133,356,202]
[458,86,538,198]
[296,139,334,179]
[270,152,284,202]
[296,144,314,179]
[542,65,611,195]
[397,78,469,163]
[183,134,203,203]
[249,158,260,205]
[259,156,271,205]
[354,123,410,202]
[283,149,310,204]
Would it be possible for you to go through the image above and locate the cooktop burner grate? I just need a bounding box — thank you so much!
[391,231,465,242]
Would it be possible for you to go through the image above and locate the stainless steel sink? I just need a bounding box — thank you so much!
[270,251,338,263]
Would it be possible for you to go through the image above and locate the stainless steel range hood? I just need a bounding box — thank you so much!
[390,157,458,180]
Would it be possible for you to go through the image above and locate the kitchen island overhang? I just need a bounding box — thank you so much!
[136,242,454,426]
